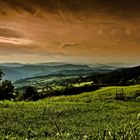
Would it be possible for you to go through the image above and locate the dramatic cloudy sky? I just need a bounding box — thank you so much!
[0,0,140,64]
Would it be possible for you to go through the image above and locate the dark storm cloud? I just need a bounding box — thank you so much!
[1,0,140,17]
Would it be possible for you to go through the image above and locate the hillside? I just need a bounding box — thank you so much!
[87,65,140,86]
[0,85,140,139]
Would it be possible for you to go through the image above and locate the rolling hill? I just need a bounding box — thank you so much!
[0,84,140,139]
[87,65,140,86]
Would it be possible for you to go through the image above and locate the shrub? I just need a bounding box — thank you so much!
[23,86,40,101]
[0,80,14,100]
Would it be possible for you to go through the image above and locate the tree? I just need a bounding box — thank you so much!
[0,70,14,100]
[0,70,4,80]
[24,86,39,100]
[0,80,14,100]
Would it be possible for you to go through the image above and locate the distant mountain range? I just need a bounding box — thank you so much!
[0,63,121,81]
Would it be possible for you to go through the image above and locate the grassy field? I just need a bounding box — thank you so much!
[0,85,140,139]
[73,81,93,87]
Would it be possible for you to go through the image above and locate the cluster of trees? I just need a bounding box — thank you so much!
[0,70,39,101]
[24,86,43,101]
[17,84,100,101]
[38,84,101,99]
[0,70,14,100]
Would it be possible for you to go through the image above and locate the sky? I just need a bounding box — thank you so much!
[0,0,140,64]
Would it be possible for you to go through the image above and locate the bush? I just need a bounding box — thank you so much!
[23,86,40,101]
[0,80,14,100]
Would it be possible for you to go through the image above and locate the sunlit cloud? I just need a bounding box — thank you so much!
[59,43,78,48]
[0,37,32,45]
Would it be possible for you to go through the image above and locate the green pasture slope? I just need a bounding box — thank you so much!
[0,85,140,140]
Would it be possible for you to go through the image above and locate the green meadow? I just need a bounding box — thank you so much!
[0,85,140,140]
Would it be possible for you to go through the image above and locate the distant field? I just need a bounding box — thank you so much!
[0,85,140,139]
[73,81,93,87]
